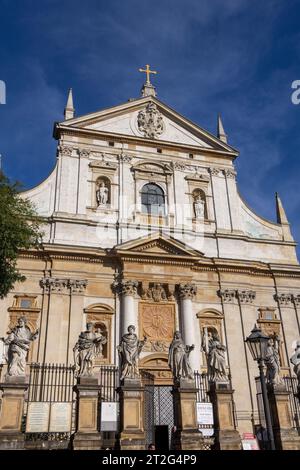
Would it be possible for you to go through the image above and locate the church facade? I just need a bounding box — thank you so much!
[1,74,300,449]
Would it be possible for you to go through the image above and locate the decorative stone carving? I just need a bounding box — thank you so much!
[168,331,194,381]
[201,328,228,383]
[116,280,138,297]
[292,294,300,307]
[96,182,109,206]
[290,341,300,389]
[1,316,38,376]
[218,289,235,303]
[40,277,87,293]
[236,290,256,304]
[137,103,164,139]
[178,283,197,300]
[275,293,293,306]
[39,277,69,293]
[69,279,88,293]
[139,302,175,355]
[58,144,73,157]
[208,167,221,177]
[264,335,283,387]
[73,323,106,377]
[117,325,147,381]
[78,148,91,158]
[172,162,186,171]
[223,169,236,179]
[143,283,167,302]
[118,153,132,163]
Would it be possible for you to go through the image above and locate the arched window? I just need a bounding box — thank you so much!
[141,183,165,216]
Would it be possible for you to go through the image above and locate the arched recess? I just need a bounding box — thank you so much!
[95,175,111,206]
[84,303,114,365]
[196,308,225,371]
[139,353,172,385]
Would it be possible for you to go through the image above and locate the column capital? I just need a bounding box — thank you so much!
[218,289,235,303]
[40,277,69,293]
[292,294,300,307]
[275,293,293,306]
[208,167,222,177]
[114,280,139,297]
[178,283,197,300]
[236,290,256,304]
[69,279,88,294]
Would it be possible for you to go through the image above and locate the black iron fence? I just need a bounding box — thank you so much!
[283,375,300,432]
[194,371,210,402]
[99,365,119,402]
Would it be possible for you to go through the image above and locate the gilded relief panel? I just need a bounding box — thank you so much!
[139,302,175,353]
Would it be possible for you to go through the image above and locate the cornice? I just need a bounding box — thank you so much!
[54,125,237,159]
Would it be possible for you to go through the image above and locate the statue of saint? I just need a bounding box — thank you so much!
[168,331,194,381]
[290,340,300,388]
[193,195,205,219]
[73,323,107,377]
[264,336,283,386]
[201,329,228,383]
[1,316,38,376]
[96,182,109,205]
[117,325,147,381]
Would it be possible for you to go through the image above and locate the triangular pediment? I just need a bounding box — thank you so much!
[59,96,237,154]
[111,232,204,259]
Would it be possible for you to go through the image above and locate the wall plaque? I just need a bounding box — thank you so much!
[49,402,72,432]
[139,302,175,352]
[101,402,118,431]
[26,402,50,433]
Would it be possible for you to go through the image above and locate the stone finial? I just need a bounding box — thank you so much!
[217,114,227,143]
[64,88,75,120]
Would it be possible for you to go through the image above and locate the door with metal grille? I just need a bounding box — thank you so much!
[144,384,175,450]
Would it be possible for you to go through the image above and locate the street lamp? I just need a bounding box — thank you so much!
[245,324,276,450]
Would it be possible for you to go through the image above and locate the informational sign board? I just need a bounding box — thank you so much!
[49,402,72,432]
[241,433,260,450]
[101,402,118,431]
[196,402,214,437]
[26,402,50,433]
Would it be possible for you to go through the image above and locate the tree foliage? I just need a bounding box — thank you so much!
[0,171,43,298]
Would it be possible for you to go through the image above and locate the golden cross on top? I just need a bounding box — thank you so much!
[139,64,157,84]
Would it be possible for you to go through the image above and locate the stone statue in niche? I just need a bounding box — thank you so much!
[1,316,38,376]
[96,181,109,206]
[264,335,283,386]
[290,340,300,389]
[168,330,194,381]
[73,323,107,376]
[201,328,228,383]
[193,194,205,219]
[117,325,147,381]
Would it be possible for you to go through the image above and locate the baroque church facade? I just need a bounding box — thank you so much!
[1,71,300,447]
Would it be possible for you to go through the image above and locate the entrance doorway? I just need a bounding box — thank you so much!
[155,425,169,451]
[144,383,175,450]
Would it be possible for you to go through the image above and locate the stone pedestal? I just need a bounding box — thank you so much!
[172,378,205,450]
[0,376,28,450]
[268,384,300,450]
[118,378,145,450]
[208,382,241,450]
[72,376,102,450]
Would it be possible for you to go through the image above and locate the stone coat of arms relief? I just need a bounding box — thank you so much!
[137,102,164,139]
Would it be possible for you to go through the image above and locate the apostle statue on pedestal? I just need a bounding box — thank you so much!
[117,325,147,381]
[201,329,228,383]
[1,316,38,376]
[73,323,107,377]
[168,331,194,381]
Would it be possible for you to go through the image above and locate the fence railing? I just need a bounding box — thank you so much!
[99,365,119,402]
[28,363,75,403]
[283,375,300,431]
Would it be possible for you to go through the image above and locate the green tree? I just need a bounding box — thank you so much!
[0,171,43,298]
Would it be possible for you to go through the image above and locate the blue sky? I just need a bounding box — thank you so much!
[1,0,300,253]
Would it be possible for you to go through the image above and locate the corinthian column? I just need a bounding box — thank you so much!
[118,280,139,336]
[178,283,199,372]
